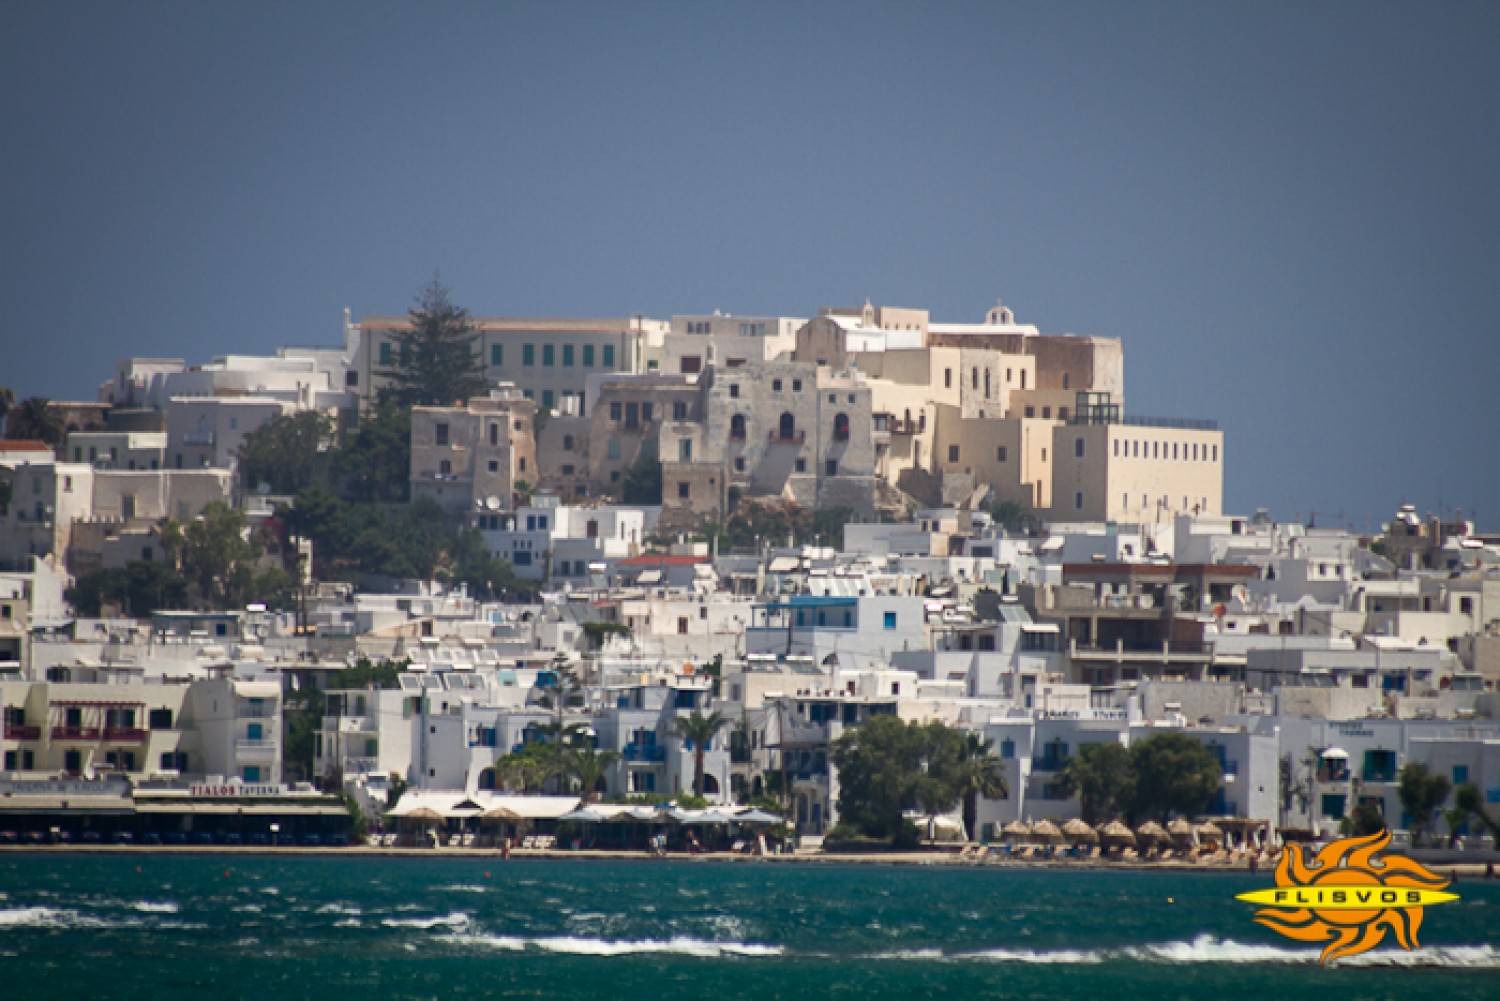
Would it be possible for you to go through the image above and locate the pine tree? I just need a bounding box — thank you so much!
[376,278,486,407]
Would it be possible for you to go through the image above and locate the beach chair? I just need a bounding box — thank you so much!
[1158,849,1174,862]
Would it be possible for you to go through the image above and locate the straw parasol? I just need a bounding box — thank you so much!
[1030,819,1063,844]
[1135,820,1168,844]
[1195,821,1224,841]
[1100,820,1136,846]
[1167,818,1195,845]
[1061,818,1099,844]
[1002,820,1032,842]
[402,806,443,825]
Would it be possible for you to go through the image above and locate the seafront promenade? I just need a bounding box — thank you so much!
[4,841,1494,878]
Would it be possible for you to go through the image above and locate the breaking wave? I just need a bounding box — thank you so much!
[381,912,471,930]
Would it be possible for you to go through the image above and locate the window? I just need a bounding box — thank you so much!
[972,368,979,390]
[678,439,692,461]
[778,413,796,441]
[734,457,745,472]
[1024,406,1035,418]
[563,435,574,451]
[562,344,574,367]
[379,342,392,365]
[825,459,837,476]
[792,379,802,392]
[730,415,747,440]
[678,617,689,634]
[884,612,897,630]
[795,458,807,473]
[996,446,1007,462]
[542,390,554,410]
[944,369,952,388]
[607,439,621,460]
[948,445,959,462]
[583,344,595,366]
[729,383,739,399]
[543,344,555,366]
[491,344,503,366]
[1074,437,1085,458]
[435,423,449,446]
[673,401,688,419]
[1074,491,1084,510]
[488,460,499,472]
[1042,406,1051,419]
[678,482,690,499]
[773,379,782,392]
[984,369,991,399]
[610,401,622,421]
[833,413,849,441]
[518,457,526,472]
[602,345,615,367]
[1041,448,1047,461]
[523,344,535,366]
[148,707,174,730]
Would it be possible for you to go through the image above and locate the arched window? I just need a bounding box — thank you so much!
[730,414,747,440]
[833,413,850,441]
[778,413,796,441]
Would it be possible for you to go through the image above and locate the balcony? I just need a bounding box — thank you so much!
[103,726,147,743]
[623,745,666,762]
[1031,755,1070,773]
[768,429,805,445]
[3,723,41,741]
[236,738,277,755]
[182,430,216,446]
[888,418,920,435]
[52,726,103,741]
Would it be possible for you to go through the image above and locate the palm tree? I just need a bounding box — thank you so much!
[952,733,1008,843]
[671,710,728,799]
[5,396,63,447]
[495,752,547,793]
[564,746,621,803]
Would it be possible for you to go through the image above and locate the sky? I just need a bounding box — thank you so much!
[3,1,1497,532]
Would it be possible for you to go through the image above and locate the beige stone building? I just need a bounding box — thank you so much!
[408,389,538,517]
[1048,415,1224,524]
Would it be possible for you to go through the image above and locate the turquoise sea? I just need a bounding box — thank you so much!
[1,854,1496,1000]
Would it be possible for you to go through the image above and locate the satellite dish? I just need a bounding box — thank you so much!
[486,495,501,511]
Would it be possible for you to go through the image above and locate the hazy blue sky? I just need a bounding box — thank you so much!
[3,1,1496,530]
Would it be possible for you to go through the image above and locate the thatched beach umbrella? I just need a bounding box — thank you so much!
[403,806,443,825]
[1001,820,1032,842]
[1135,820,1168,845]
[1167,818,1195,846]
[1062,818,1099,844]
[1195,821,1224,843]
[1031,819,1063,844]
[1100,820,1136,846]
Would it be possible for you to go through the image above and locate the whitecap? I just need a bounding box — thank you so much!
[531,935,782,958]
[870,948,945,961]
[0,906,134,930]
[958,946,1104,965]
[334,918,363,929]
[439,885,488,894]
[316,903,362,916]
[381,912,471,930]
[132,901,180,914]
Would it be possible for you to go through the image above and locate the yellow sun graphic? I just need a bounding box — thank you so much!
[1238,830,1456,964]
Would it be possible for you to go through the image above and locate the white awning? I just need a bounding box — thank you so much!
[636,570,663,585]
[1321,747,1350,760]
[768,557,801,573]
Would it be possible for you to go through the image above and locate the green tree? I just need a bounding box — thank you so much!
[236,411,333,495]
[174,502,263,608]
[1455,781,1500,840]
[4,396,63,446]
[1059,741,1132,825]
[376,278,486,407]
[65,560,191,617]
[671,710,729,799]
[1125,732,1222,823]
[0,387,14,435]
[562,746,622,803]
[1349,799,1386,837]
[1397,762,1452,845]
[829,715,952,843]
[333,400,411,503]
[986,498,1033,533]
[943,731,1007,842]
[621,452,663,505]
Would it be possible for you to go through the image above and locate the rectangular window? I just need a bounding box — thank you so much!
[583,344,595,366]
[491,344,503,366]
[607,439,621,460]
[379,342,392,365]
[825,459,837,476]
[948,445,959,462]
[1074,491,1084,510]
[435,423,449,446]
[944,369,952,388]
[542,390,555,410]
[677,482,690,499]
[562,435,574,451]
[1024,406,1035,418]
[679,439,692,461]
[673,401,688,419]
[563,345,574,367]
[611,401,623,421]
[148,708,173,730]
[996,446,1007,462]
[543,344,555,366]
[1074,437,1085,458]
[523,344,535,366]
[884,611,897,630]
[795,458,807,473]
[729,384,739,398]
[488,460,499,472]
[602,345,615,367]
